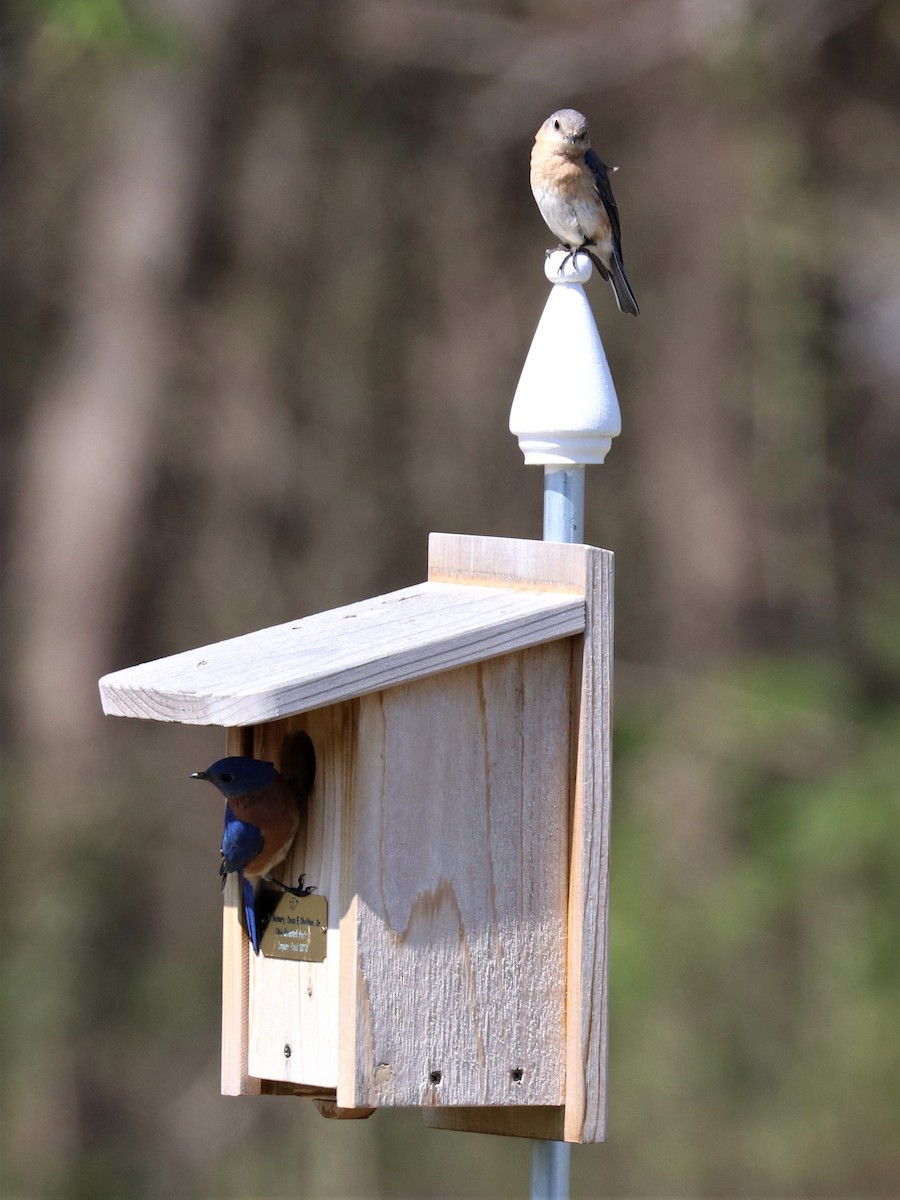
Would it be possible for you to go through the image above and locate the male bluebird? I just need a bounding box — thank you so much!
[192,756,312,954]
[530,108,639,315]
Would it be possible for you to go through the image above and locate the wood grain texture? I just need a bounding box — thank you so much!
[346,645,572,1110]
[428,532,593,593]
[563,546,614,1143]
[98,578,584,727]
[246,705,357,1088]
[421,1105,565,1140]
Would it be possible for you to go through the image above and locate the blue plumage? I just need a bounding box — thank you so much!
[221,804,264,873]
[192,755,306,954]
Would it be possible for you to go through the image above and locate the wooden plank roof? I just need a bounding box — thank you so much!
[99,578,585,727]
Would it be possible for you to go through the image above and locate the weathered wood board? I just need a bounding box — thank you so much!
[98,575,584,727]
[342,644,571,1110]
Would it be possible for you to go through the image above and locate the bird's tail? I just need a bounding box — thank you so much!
[240,874,261,954]
[608,247,639,316]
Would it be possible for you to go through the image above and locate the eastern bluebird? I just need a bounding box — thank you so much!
[530,108,639,315]
[192,756,312,954]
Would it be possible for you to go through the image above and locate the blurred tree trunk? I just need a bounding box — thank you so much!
[6,6,240,1187]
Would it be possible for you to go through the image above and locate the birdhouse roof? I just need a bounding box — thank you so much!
[99,534,592,727]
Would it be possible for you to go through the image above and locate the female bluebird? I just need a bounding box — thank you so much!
[192,756,310,953]
[530,108,639,315]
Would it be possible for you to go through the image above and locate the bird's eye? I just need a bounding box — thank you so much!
[220,772,233,783]
[553,119,560,130]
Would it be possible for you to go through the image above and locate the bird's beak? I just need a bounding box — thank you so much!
[191,770,210,781]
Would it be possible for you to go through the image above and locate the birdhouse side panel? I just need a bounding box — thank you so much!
[563,544,614,1143]
[343,644,572,1110]
[244,703,358,1088]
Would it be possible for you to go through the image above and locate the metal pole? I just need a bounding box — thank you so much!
[530,462,584,1200]
[531,1139,571,1200]
[543,465,585,545]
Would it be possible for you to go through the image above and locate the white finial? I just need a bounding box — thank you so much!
[509,251,622,465]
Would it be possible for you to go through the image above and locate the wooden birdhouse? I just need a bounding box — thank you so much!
[99,532,613,1143]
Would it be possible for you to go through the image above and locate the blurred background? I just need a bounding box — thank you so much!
[2,0,899,1196]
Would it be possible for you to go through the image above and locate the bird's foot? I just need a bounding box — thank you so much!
[271,872,316,898]
[555,245,581,274]
[554,245,601,278]
[545,244,574,268]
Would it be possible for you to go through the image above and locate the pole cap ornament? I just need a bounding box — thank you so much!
[510,251,622,466]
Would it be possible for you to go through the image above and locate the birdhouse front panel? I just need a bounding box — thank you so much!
[244,704,357,1089]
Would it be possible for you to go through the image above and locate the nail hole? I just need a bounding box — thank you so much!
[428,1070,442,1085]
[283,1044,292,1059]
[510,1068,524,1083]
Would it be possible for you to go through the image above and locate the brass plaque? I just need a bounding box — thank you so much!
[260,893,328,962]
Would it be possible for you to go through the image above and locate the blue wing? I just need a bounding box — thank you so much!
[221,804,264,872]
[221,805,265,954]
